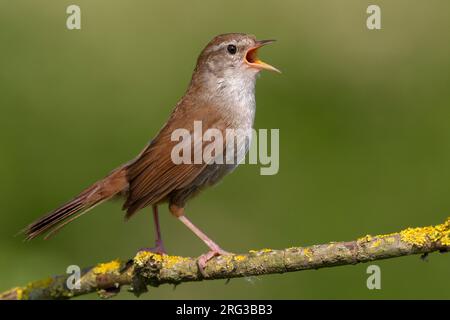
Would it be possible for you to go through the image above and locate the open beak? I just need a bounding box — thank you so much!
[245,39,281,73]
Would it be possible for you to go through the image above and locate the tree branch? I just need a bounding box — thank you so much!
[1,217,449,300]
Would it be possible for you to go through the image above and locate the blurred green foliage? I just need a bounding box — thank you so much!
[1,0,450,299]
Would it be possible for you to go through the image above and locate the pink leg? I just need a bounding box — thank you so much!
[140,205,166,254]
[177,214,230,275]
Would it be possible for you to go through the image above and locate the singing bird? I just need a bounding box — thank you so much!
[24,33,279,269]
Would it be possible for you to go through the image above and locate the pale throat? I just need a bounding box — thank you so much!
[206,69,258,128]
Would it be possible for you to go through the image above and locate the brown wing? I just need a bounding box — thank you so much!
[123,102,229,218]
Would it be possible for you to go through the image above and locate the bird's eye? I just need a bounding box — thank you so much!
[227,44,237,55]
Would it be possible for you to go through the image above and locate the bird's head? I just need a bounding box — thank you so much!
[193,33,280,82]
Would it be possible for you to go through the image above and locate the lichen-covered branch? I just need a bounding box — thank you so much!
[1,218,449,300]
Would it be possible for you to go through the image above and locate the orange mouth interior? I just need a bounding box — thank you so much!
[244,46,280,73]
[245,47,259,64]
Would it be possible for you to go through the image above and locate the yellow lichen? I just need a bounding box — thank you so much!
[249,248,272,254]
[16,287,23,300]
[234,255,246,262]
[214,255,234,272]
[93,259,121,275]
[357,218,450,249]
[133,251,164,267]
[375,232,396,239]
[385,237,396,244]
[370,239,383,249]
[17,277,54,300]
[4,287,25,300]
[162,255,190,269]
[399,218,450,247]
[357,235,373,243]
[27,277,53,290]
[133,252,190,269]
[303,248,313,262]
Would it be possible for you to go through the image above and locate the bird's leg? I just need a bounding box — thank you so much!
[152,205,165,251]
[178,215,230,273]
[170,204,230,275]
[139,205,166,254]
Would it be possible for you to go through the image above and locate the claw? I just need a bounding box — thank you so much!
[197,248,231,277]
[173,212,232,276]
[138,240,167,255]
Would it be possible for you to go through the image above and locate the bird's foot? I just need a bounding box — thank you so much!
[197,247,231,277]
[138,240,167,255]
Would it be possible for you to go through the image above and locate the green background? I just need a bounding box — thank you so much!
[1,0,450,299]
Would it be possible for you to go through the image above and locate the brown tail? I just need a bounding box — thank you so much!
[23,167,128,240]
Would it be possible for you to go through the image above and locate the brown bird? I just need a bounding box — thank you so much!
[23,33,279,269]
